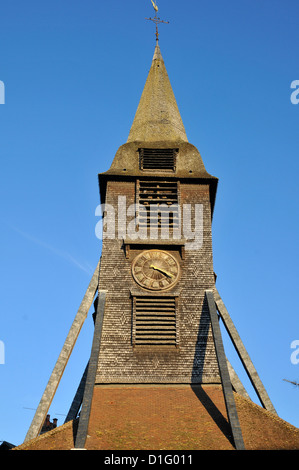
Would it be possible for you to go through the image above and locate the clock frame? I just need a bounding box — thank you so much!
[131,249,180,291]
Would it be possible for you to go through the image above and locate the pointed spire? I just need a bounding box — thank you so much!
[127,44,188,143]
[152,41,162,60]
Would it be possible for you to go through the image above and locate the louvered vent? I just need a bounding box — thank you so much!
[139,148,177,171]
[138,181,179,230]
[133,296,176,346]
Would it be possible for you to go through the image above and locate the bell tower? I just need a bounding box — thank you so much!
[23,10,297,452]
[94,42,219,384]
[71,43,273,451]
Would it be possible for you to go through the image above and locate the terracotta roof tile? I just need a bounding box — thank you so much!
[15,385,299,450]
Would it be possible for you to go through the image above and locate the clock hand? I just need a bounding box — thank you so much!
[150,264,174,278]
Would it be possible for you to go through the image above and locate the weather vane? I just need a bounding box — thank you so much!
[146,1,169,43]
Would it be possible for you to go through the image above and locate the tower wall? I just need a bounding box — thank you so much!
[96,179,220,384]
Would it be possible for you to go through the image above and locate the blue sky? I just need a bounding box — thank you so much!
[0,0,299,447]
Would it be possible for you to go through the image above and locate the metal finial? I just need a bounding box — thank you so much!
[146,1,169,43]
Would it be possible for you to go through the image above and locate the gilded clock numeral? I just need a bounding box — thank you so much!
[143,278,151,287]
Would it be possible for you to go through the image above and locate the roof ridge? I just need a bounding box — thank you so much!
[13,419,78,450]
[234,392,299,434]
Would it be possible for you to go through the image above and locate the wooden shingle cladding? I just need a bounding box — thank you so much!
[126,44,188,143]
[95,179,219,384]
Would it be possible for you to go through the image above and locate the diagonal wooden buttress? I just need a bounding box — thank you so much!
[206,290,245,450]
[24,261,276,447]
[74,290,107,449]
[227,359,250,400]
[24,260,101,443]
[213,287,277,415]
[64,361,89,424]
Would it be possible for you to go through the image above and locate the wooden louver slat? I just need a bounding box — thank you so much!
[133,296,176,346]
[139,148,177,171]
[138,181,179,230]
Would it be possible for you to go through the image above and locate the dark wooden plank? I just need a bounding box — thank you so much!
[74,290,107,449]
[206,290,245,451]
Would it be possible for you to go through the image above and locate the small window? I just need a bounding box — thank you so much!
[139,148,177,171]
[132,296,177,346]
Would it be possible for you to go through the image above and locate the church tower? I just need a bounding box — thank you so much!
[95,42,219,385]
[20,12,299,452]
[68,42,272,451]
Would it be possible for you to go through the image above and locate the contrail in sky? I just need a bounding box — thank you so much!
[8,224,94,275]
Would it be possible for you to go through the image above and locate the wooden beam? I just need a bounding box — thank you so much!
[213,288,277,415]
[227,359,250,399]
[24,260,100,443]
[206,290,245,450]
[74,290,107,449]
[64,362,89,423]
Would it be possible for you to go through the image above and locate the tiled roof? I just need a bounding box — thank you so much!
[15,385,299,450]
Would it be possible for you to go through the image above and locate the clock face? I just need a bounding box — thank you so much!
[132,250,180,291]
